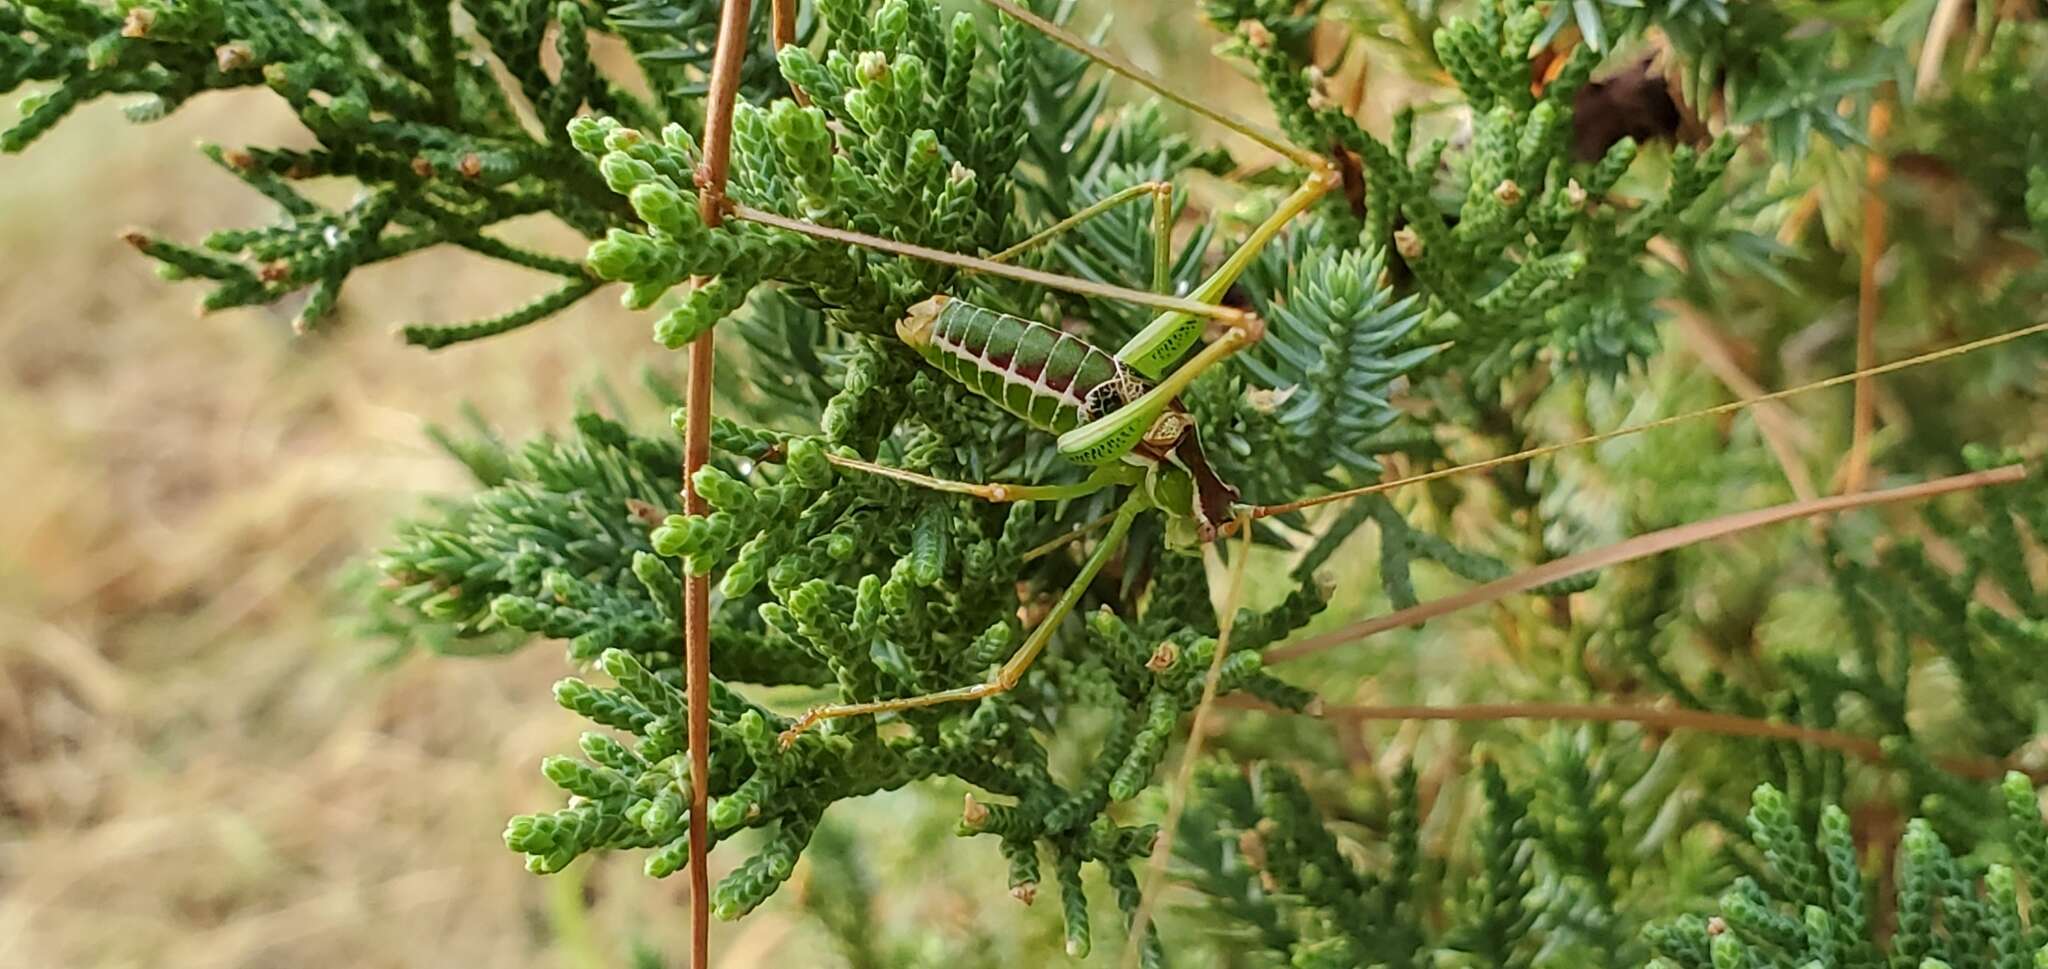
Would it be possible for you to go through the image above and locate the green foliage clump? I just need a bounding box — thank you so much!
[409,389,1335,946]
[1177,760,1555,967]
[1601,451,2048,847]
[1207,0,1736,381]
[1648,775,2048,969]
[1,0,798,335]
[353,10,1398,946]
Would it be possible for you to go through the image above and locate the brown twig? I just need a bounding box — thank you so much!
[681,310,716,969]
[1916,0,1971,99]
[696,1,750,226]
[771,0,810,106]
[1776,186,1823,247]
[1842,94,1893,494]
[1670,302,1819,502]
[687,2,753,967]
[1019,509,1121,562]
[1646,241,1817,501]
[1265,464,2029,664]
[1218,697,2047,782]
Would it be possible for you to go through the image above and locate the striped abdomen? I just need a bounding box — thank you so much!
[896,296,1142,435]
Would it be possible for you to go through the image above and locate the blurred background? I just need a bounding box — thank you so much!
[0,86,751,965]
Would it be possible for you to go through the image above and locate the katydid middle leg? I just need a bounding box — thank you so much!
[987,179,1178,295]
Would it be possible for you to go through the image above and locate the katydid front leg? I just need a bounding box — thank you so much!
[1056,168,1342,465]
[1110,168,1342,379]
[778,491,1149,745]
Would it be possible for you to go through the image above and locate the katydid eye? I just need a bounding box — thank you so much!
[1083,383,1124,419]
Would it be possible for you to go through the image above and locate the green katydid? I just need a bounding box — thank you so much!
[689,0,1347,743]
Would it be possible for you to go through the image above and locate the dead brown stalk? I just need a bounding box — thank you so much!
[1266,464,2028,664]
[1842,94,1893,494]
[1218,697,2046,782]
[687,1,754,966]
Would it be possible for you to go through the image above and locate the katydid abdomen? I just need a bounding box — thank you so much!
[897,295,1148,439]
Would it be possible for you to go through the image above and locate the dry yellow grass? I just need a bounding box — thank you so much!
[0,91,752,968]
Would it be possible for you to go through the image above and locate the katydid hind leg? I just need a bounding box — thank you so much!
[825,453,1140,503]
[779,494,1146,744]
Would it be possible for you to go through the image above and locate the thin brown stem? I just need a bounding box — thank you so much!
[1776,186,1823,247]
[771,0,809,104]
[1843,94,1892,495]
[682,331,715,969]
[1019,510,1121,562]
[695,0,752,224]
[1671,304,1818,501]
[687,3,752,967]
[1265,464,2029,664]
[1218,697,2047,782]
[1916,0,1970,98]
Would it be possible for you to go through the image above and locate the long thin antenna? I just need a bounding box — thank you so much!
[728,204,1249,320]
[981,0,1328,171]
[1239,319,2048,526]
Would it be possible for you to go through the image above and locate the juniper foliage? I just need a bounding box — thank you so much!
[1,0,800,335]
[7,0,2048,964]
[1646,775,2048,969]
